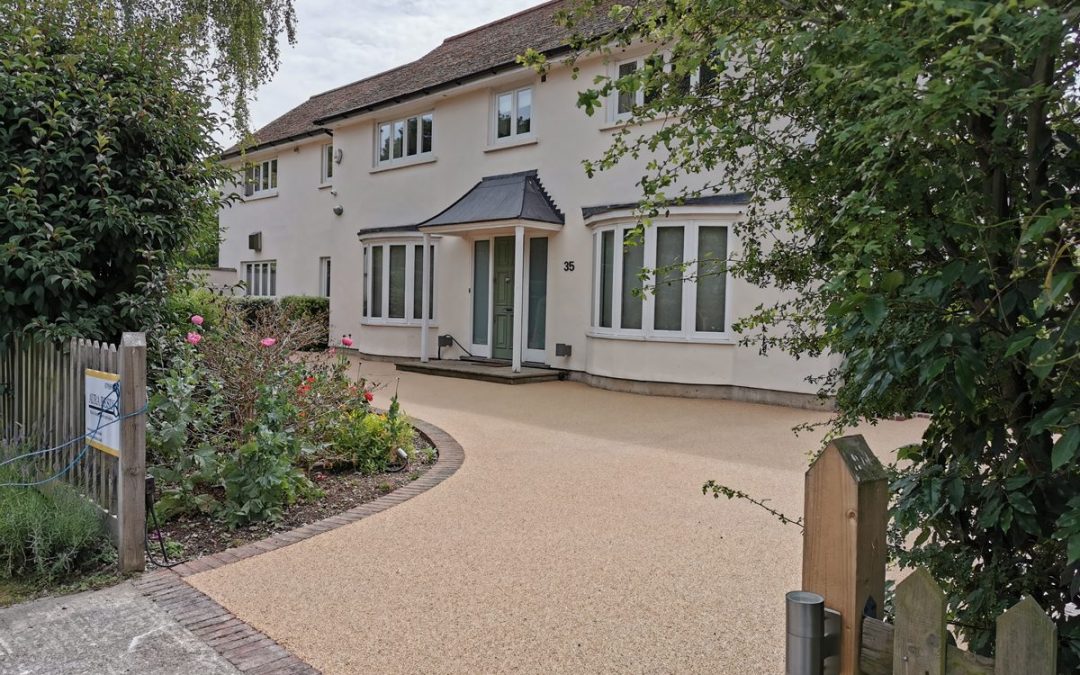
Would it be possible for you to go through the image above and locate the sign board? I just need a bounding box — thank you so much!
[85,369,121,457]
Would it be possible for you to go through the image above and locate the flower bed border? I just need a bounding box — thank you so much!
[133,416,463,675]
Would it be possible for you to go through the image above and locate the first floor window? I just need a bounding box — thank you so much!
[320,144,333,183]
[243,261,277,297]
[363,241,436,323]
[495,86,533,140]
[243,158,278,196]
[319,257,331,297]
[377,112,433,166]
[592,222,729,338]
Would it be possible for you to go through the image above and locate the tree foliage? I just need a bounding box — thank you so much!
[0,2,231,341]
[534,0,1080,666]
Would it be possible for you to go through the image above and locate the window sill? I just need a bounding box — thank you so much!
[586,330,736,345]
[241,190,279,202]
[317,183,333,190]
[370,155,437,174]
[483,136,538,153]
[362,319,440,328]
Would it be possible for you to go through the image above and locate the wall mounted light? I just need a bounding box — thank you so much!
[332,205,344,216]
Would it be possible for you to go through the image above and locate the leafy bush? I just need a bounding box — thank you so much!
[227,297,276,325]
[165,289,226,335]
[0,470,110,581]
[326,398,414,474]
[148,300,389,526]
[0,3,230,342]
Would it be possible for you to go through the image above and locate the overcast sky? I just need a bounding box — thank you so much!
[225,0,541,143]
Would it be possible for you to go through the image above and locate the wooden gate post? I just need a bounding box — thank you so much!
[802,435,889,675]
[117,332,146,574]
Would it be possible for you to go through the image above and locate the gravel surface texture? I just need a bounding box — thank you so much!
[188,360,927,674]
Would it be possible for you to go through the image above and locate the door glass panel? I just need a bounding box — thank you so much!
[413,245,423,319]
[696,226,728,332]
[654,227,684,330]
[371,246,383,317]
[473,240,489,345]
[428,245,435,319]
[621,230,643,329]
[388,245,406,318]
[527,238,547,350]
[599,230,614,327]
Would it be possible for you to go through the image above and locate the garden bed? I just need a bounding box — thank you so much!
[149,431,436,565]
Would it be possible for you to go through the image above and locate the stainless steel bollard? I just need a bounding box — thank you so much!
[786,591,825,675]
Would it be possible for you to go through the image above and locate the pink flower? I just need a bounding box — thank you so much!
[260,337,277,347]
[364,391,374,403]
[185,332,202,345]
[327,347,337,357]
[190,314,204,326]
[341,337,353,347]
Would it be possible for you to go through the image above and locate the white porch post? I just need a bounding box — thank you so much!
[420,232,431,363]
[512,225,525,373]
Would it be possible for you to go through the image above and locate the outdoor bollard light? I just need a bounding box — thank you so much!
[785,591,840,675]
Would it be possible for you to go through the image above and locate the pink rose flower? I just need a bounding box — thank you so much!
[363,391,374,403]
[190,314,204,326]
[341,337,354,347]
[260,337,277,347]
[185,332,202,345]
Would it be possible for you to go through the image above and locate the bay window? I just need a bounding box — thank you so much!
[376,112,433,167]
[591,221,730,339]
[363,241,436,324]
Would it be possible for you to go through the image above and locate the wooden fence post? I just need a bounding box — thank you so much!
[893,568,946,675]
[995,596,1057,675]
[117,332,146,574]
[802,434,889,675]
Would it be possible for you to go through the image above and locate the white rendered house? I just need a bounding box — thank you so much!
[217,0,836,407]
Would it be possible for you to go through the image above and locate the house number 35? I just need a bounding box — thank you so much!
[563,261,575,271]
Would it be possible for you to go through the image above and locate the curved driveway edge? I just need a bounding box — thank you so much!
[133,417,464,675]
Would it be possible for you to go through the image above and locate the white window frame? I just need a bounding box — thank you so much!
[361,239,437,326]
[492,86,534,143]
[610,53,703,122]
[320,143,333,185]
[589,220,734,343]
[243,158,278,197]
[242,260,277,297]
[319,257,331,297]
[374,112,434,168]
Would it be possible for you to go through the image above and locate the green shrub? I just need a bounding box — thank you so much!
[330,395,414,474]
[166,288,226,333]
[227,297,277,325]
[279,296,329,350]
[0,468,110,581]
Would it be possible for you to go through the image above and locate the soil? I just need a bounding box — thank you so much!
[148,432,437,567]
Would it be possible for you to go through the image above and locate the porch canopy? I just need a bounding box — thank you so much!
[417,170,563,371]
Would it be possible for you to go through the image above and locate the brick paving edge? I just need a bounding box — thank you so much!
[134,416,465,675]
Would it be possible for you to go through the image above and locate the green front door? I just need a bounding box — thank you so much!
[492,236,515,360]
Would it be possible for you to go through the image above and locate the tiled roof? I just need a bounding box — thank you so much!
[224,0,616,158]
[419,170,564,228]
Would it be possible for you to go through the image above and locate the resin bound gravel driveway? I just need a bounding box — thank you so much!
[188,360,927,674]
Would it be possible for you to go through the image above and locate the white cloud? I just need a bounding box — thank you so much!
[221,0,542,143]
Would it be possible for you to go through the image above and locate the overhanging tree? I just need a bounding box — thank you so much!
[0,2,232,341]
[527,0,1079,666]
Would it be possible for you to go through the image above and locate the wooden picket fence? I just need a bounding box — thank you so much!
[800,435,1058,675]
[0,333,147,573]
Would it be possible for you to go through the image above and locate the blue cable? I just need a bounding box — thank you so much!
[0,382,147,489]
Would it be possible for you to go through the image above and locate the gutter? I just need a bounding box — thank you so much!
[220,128,333,161]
